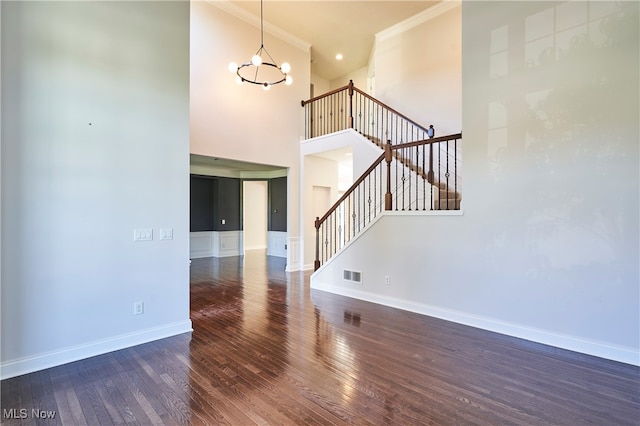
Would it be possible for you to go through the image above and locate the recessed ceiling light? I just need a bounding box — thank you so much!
[335,53,343,61]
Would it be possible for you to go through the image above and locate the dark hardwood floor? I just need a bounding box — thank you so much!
[2,250,639,425]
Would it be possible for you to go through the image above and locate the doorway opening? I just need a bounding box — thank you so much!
[242,180,268,255]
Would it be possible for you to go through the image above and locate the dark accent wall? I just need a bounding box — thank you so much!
[191,174,287,233]
[190,176,215,231]
[269,177,287,232]
[214,177,241,231]
[190,175,241,232]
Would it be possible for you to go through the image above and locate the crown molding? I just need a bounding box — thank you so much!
[375,0,461,42]
[206,0,311,53]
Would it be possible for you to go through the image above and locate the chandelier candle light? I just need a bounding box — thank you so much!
[228,0,292,90]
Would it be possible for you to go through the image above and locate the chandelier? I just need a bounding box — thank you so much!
[228,0,292,90]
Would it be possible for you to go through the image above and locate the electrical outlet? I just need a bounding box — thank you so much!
[134,301,144,315]
[384,275,390,285]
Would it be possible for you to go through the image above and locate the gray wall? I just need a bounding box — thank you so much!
[312,1,639,365]
[1,1,191,378]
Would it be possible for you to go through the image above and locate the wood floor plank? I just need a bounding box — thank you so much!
[2,251,639,425]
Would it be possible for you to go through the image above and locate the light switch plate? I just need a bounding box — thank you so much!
[160,228,173,240]
[134,228,153,241]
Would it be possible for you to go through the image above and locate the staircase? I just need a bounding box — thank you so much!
[301,81,462,270]
[364,134,461,210]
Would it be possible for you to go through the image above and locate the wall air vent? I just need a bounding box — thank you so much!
[343,269,362,283]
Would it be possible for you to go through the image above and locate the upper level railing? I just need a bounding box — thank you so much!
[301,80,460,196]
[301,80,434,145]
[314,133,462,271]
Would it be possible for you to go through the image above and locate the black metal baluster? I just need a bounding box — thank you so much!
[422,143,427,210]
[338,91,342,131]
[455,137,458,210]
[326,215,330,260]
[410,145,413,210]
[318,98,322,137]
[329,94,333,133]
[330,95,334,133]
[438,141,441,210]
[357,185,361,233]
[401,147,406,211]
[352,193,357,238]
[328,214,332,259]
[415,145,419,210]
[318,98,321,136]
[325,97,328,135]
[393,113,397,145]
[373,166,377,218]
[446,139,450,210]
[347,194,351,241]
[367,175,371,223]
[356,93,360,134]
[379,162,383,214]
[342,89,345,130]
[330,212,334,258]
[320,224,325,264]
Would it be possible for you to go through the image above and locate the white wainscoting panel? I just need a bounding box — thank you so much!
[286,236,302,271]
[190,232,214,258]
[267,231,287,258]
[214,231,243,257]
[190,231,243,258]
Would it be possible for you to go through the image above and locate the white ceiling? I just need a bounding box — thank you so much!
[227,1,440,81]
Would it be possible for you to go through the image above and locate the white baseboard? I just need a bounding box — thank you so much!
[310,282,640,367]
[0,320,193,380]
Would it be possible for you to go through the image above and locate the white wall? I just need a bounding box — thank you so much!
[300,129,388,267]
[313,0,639,365]
[373,3,462,135]
[300,130,384,180]
[330,66,368,91]
[302,156,339,269]
[190,2,310,270]
[311,73,330,98]
[1,1,192,378]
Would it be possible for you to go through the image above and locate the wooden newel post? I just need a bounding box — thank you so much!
[348,80,354,129]
[314,217,321,271]
[384,141,393,210]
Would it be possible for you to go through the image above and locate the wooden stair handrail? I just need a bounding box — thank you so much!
[316,152,385,225]
[314,133,462,228]
[351,86,432,136]
[301,80,433,137]
[300,82,351,107]
[390,133,463,150]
